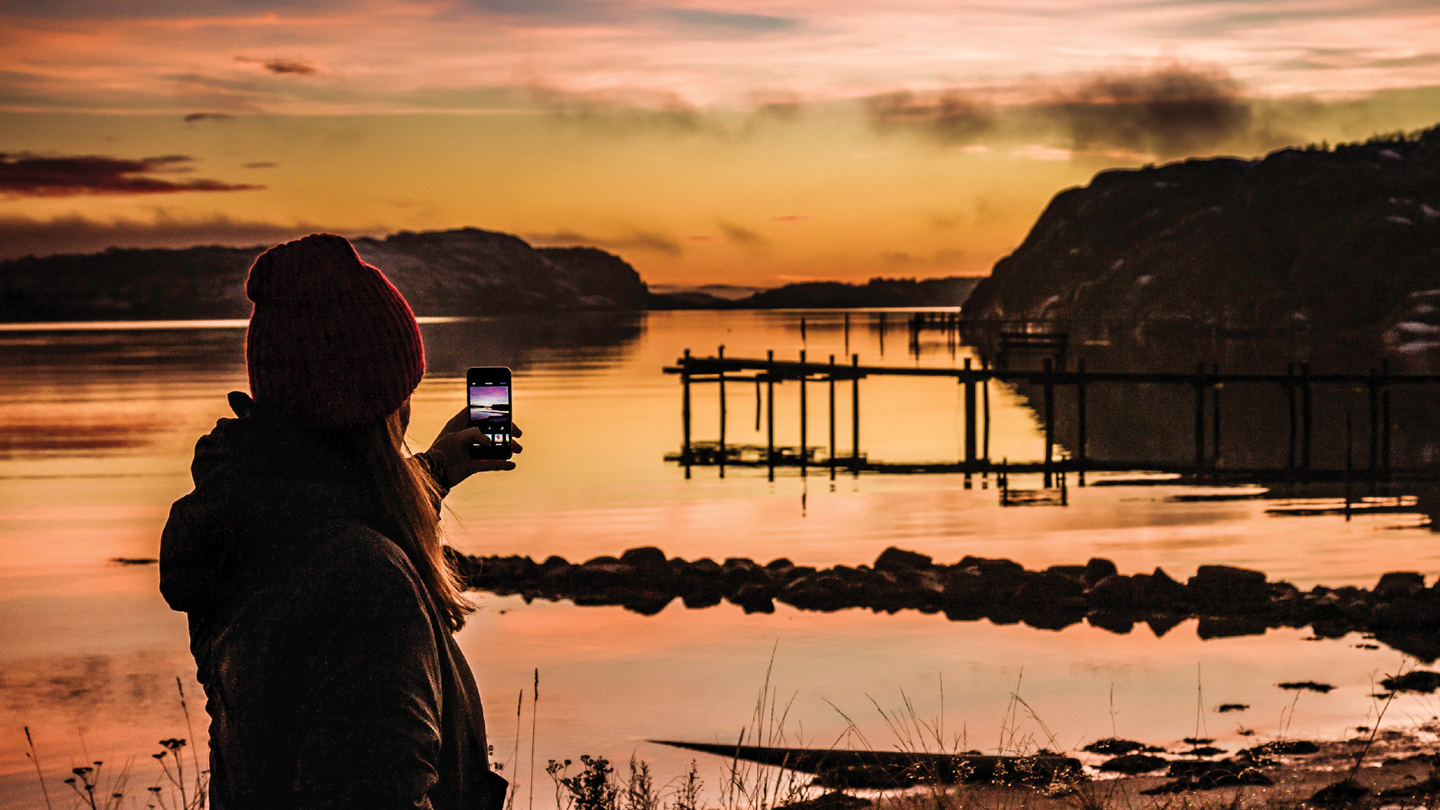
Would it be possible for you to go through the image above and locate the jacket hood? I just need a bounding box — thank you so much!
[160,392,383,615]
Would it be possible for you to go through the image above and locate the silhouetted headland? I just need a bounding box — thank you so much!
[450,545,1440,662]
[0,226,976,321]
[963,126,1440,352]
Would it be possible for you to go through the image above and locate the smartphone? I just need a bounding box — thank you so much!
[467,367,513,460]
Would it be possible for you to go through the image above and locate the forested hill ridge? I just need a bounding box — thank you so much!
[0,227,977,320]
[0,228,651,320]
[962,126,1440,342]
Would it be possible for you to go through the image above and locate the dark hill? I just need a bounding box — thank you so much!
[962,126,1440,343]
[740,276,980,309]
[651,276,981,309]
[0,227,648,320]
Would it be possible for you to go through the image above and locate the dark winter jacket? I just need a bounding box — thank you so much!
[160,394,505,810]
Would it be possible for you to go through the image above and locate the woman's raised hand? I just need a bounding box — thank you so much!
[426,407,524,487]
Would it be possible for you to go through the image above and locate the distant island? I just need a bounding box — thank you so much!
[0,227,978,321]
[963,125,1440,352]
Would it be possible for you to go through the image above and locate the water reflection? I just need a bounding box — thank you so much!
[2,310,1438,810]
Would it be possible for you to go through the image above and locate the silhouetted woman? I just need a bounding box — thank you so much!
[161,234,515,809]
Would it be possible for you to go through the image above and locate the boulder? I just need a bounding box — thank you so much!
[1187,565,1267,610]
[1374,571,1427,599]
[1086,575,1138,609]
[874,547,933,572]
[1082,558,1119,586]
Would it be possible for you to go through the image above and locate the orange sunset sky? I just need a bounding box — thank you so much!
[2,0,1440,286]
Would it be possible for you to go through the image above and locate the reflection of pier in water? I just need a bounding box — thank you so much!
[664,344,1440,491]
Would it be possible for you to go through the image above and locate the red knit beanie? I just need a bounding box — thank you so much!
[245,234,424,429]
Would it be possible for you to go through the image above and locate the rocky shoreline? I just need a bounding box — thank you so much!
[450,546,1440,662]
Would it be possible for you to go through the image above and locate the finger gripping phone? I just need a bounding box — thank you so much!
[467,367,513,460]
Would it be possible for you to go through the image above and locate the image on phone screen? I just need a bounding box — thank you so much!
[467,368,512,458]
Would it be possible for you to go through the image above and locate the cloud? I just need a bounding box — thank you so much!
[525,228,683,256]
[183,112,232,122]
[772,215,811,222]
[657,8,799,34]
[718,220,765,246]
[0,153,262,197]
[234,56,320,76]
[1044,63,1252,158]
[0,214,334,260]
[864,90,995,144]
[263,59,319,76]
[243,162,277,169]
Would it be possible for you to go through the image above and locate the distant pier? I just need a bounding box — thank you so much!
[665,347,1440,488]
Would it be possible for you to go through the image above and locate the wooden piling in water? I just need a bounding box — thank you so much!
[718,345,726,478]
[1345,410,1354,521]
[844,313,850,354]
[799,350,808,477]
[1043,357,1055,488]
[754,377,761,432]
[851,353,860,475]
[829,354,837,480]
[982,356,991,472]
[682,348,692,479]
[1076,358,1087,486]
[766,349,775,482]
[964,358,977,465]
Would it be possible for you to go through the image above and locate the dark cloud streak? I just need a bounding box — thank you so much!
[865,90,995,144]
[0,214,327,260]
[525,228,683,256]
[1046,63,1251,157]
[0,153,262,197]
[263,59,319,76]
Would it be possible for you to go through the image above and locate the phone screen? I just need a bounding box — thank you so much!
[467,367,512,459]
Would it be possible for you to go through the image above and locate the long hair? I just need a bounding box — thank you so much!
[349,409,475,631]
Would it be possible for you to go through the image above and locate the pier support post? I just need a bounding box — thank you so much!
[844,313,850,354]
[851,353,861,476]
[717,345,726,478]
[682,348,692,479]
[1346,410,1354,521]
[799,350,808,477]
[766,349,775,482]
[828,355,837,480]
[982,356,991,475]
[1043,357,1055,488]
[1076,358,1087,486]
[964,358,977,466]
[964,358,976,489]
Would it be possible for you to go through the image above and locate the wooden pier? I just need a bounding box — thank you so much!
[665,350,1440,486]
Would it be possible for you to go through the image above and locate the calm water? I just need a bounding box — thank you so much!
[2,311,1437,808]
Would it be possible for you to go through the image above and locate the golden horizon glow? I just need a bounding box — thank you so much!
[2,1,1440,285]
